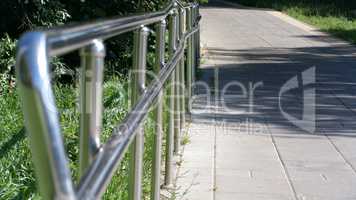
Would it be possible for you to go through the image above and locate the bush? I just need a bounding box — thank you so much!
[0,0,70,38]
[0,35,16,92]
[0,0,175,82]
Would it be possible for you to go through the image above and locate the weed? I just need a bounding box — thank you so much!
[181,134,191,146]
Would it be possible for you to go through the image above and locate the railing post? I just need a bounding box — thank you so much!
[79,39,105,177]
[16,32,76,200]
[164,8,177,187]
[186,7,193,113]
[151,19,166,200]
[179,8,186,131]
[174,8,181,155]
[196,5,201,65]
[129,26,149,200]
[191,5,196,85]
[193,4,200,67]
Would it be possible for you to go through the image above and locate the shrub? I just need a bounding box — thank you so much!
[0,35,16,92]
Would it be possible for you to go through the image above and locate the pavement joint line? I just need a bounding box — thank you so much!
[325,133,356,177]
[172,121,193,199]
[330,89,356,117]
[267,121,299,200]
[212,60,219,200]
[212,111,217,200]
[256,34,273,48]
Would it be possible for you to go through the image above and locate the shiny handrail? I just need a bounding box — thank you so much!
[47,2,175,56]
[77,27,198,199]
[15,1,200,199]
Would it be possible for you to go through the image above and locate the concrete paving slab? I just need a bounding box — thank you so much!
[215,192,294,200]
[176,0,356,199]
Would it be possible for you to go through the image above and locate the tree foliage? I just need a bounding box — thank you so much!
[0,0,172,38]
[0,0,175,81]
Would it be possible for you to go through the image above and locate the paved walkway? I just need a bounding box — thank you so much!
[176,1,356,200]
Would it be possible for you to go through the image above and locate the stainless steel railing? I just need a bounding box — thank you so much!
[15,1,200,200]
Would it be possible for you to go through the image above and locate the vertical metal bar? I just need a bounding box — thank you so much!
[151,19,166,200]
[191,5,196,85]
[195,5,200,66]
[164,9,177,187]
[193,5,197,67]
[128,26,149,200]
[16,32,76,199]
[174,8,181,155]
[196,4,200,67]
[186,7,193,113]
[179,8,186,131]
[79,39,105,177]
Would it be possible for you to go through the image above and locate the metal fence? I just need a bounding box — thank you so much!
[15,1,200,199]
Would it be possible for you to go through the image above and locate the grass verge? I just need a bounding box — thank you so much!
[283,5,356,44]
[234,0,356,44]
[0,75,163,199]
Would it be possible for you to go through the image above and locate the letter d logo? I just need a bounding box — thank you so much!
[279,67,315,133]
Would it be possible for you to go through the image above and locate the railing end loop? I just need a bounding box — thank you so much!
[16,31,49,89]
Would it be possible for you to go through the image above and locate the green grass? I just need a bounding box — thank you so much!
[199,0,209,4]
[180,134,190,146]
[0,79,32,199]
[234,0,356,44]
[0,75,164,199]
[283,5,356,44]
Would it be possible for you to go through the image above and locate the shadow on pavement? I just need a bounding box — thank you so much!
[191,45,356,137]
